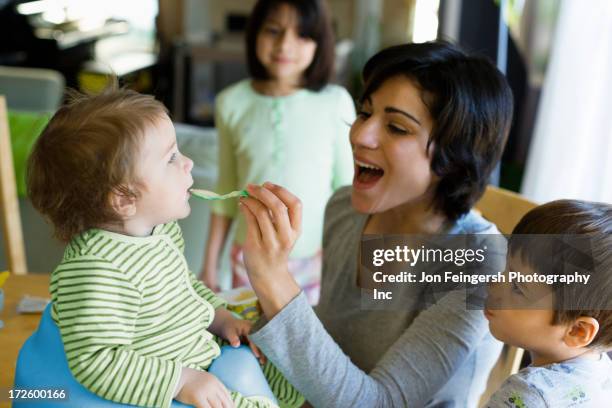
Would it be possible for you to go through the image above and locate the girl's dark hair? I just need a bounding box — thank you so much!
[361,41,514,221]
[245,0,335,91]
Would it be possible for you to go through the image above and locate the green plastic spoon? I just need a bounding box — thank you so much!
[190,188,249,201]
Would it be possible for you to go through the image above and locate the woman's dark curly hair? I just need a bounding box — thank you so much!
[361,41,514,221]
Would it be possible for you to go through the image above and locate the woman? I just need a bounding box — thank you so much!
[238,41,514,407]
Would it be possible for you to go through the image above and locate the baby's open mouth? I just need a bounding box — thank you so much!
[354,159,384,184]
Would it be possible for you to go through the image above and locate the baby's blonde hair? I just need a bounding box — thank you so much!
[27,83,168,242]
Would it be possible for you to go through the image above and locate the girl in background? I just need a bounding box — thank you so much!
[201,0,355,304]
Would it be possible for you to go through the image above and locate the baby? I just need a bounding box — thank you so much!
[26,86,302,408]
[485,200,612,407]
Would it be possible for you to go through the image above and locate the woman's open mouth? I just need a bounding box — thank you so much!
[353,158,384,189]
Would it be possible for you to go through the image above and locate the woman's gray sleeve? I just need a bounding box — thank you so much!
[249,289,492,407]
[249,293,388,407]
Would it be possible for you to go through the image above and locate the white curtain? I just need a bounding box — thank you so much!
[521,0,612,203]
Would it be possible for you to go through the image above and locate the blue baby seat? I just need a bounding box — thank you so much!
[14,303,276,407]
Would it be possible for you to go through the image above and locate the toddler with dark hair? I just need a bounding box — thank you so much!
[485,200,612,407]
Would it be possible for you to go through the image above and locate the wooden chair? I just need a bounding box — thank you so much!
[475,185,538,406]
[0,95,28,274]
[476,185,539,234]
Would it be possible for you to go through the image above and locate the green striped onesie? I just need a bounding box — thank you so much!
[50,221,303,408]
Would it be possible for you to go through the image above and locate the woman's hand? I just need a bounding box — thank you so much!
[238,183,302,318]
[175,367,234,408]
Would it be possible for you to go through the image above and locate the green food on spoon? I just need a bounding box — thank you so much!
[190,188,249,201]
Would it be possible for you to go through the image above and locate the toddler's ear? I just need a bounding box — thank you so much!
[564,316,600,348]
[109,187,137,218]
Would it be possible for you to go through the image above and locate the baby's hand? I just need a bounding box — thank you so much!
[210,308,266,364]
[220,317,251,347]
[221,317,266,365]
[175,367,234,408]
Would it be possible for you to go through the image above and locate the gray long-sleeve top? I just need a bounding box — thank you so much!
[250,187,505,407]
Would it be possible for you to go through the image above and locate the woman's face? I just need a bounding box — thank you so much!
[350,75,436,214]
[255,3,317,85]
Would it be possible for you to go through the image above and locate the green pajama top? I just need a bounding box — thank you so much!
[49,222,300,408]
[211,79,356,258]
